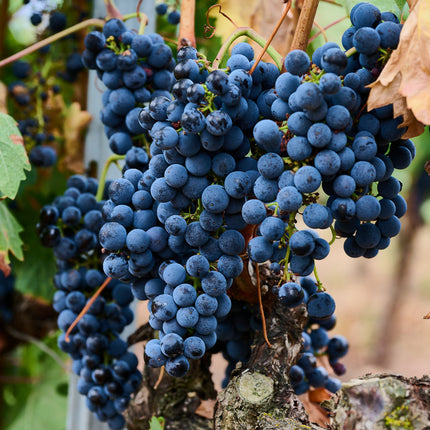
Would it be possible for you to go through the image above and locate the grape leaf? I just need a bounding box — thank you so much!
[149,416,165,430]
[0,200,24,263]
[368,0,429,138]
[13,229,56,299]
[0,112,30,199]
[395,0,407,9]
[2,341,68,430]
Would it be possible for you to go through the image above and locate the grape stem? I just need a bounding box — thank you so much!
[138,13,148,35]
[313,266,324,291]
[345,46,357,58]
[65,277,112,342]
[249,1,292,75]
[212,28,283,70]
[178,0,196,49]
[278,211,297,285]
[329,225,337,245]
[255,262,272,348]
[0,19,105,69]
[95,154,125,202]
[153,367,165,389]
[290,0,321,52]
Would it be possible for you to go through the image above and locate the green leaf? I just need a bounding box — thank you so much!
[394,0,407,11]
[0,200,24,263]
[0,112,31,199]
[13,230,56,299]
[149,416,165,430]
[2,339,69,430]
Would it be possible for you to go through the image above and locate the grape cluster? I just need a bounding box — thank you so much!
[9,65,58,167]
[82,19,176,159]
[286,278,348,394]
[99,44,284,376]
[38,175,141,430]
[9,7,86,168]
[51,1,412,405]
[0,271,14,324]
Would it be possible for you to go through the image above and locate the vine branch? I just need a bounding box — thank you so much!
[178,0,196,49]
[290,0,321,52]
[0,19,105,69]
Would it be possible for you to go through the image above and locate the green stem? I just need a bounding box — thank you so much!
[122,12,144,21]
[329,225,337,245]
[138,13,148,35]
[212,27,283,70]
[345,46,357,58]
[95,154,125,201]
[279,211,298,284]
[313,265,324,291]
[0,19,105,69]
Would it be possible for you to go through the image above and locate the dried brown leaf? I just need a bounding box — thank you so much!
[368,0,430,138]
[308,387,332,403]
[299,392,330,426]
[61,102,92,173]
[195,399,216,419]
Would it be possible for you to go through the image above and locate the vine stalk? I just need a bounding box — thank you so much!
[290,0,321,52]
[95,154,125,201]
[178,0,196,49]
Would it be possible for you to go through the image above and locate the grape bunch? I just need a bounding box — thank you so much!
[38,175,141,430]
[0,271,14,324]
[98,44,285,376]
[8,6,86,168]
[38,1,412,411]
[82,18,176,159]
